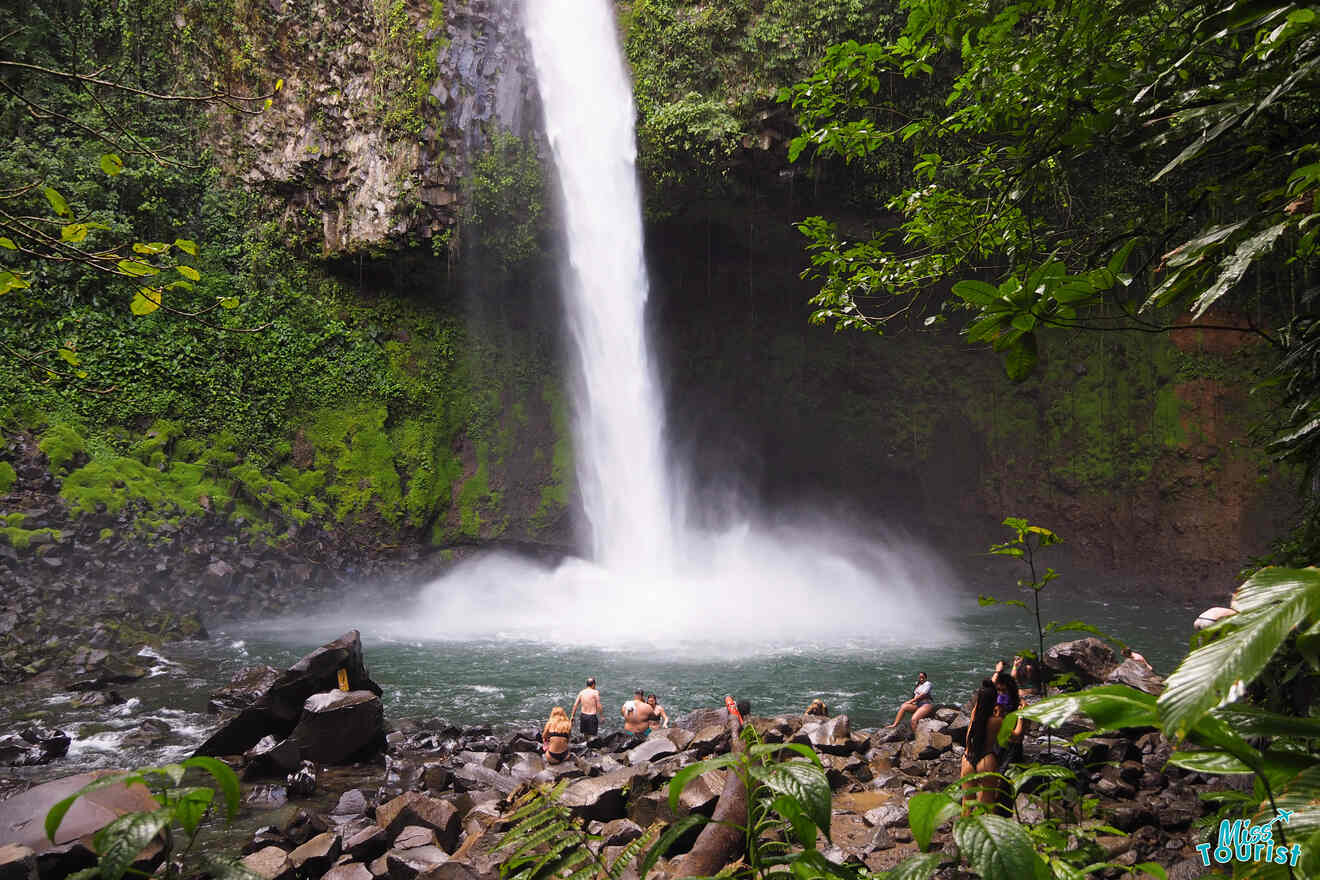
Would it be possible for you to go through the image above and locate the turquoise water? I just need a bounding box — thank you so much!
[201,590,1197,731]
[0,588,1200,783]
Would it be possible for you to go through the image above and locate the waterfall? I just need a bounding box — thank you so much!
[407,0,958,651]
[523,0,675,569]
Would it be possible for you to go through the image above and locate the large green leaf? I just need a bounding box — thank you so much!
[771,794,817,849]
[1261,763,1320,838]
[953,814,1050,880]
[952,279,999,306]
[1002,332,1037,381]
[170,786,215,835]
[45,773,142,842]
[636,814,708,879]
[181,756,241,820]
[874,851,942,880]
[1158,567,1320,738]
[92,811,172,880]
[1166,750,1254,774]
[1013,685,1158,738]
[753,760,832,840]
[1189,222,1288,318]
[668,754,739,813]
[749,742,823,766]
[1215,705,1320,739]
[43,186,70,217]
[906,792,958,851]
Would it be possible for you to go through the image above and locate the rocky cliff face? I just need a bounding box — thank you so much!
[209,0,538,256]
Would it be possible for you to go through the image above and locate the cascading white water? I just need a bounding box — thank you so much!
[405,0,960,651]
[523,0,674,568]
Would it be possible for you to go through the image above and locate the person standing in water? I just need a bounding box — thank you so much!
[570,677,602,738]
[622,689,655,733]
[646,693,669,731]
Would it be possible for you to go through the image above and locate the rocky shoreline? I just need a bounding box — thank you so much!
[0,632,1222,880]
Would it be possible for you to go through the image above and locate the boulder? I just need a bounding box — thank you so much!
[242,846,294,880]
[385,845,448,880]
[289,690,385,764]
[1044,638,1119,685]
[346,826,390,862]
[325,863,373,880]
[243,736,302,779]
[686,725,729,757]
[627,737,678,765]
[0,844,36,880]
[863,804,908,829]
[452,763,517,796]
[288,831,342,876]
[0,728,69,767]
[395,826,438,850]
[334,790,372,818]
[561,767,647,822]
[209,666,282,714]
[796,715,852,755]
[376,794,461,853]
[664,728,695,751]
[598,819,643,847]
[197,630,382,757]
[286,760,318,798]
[1105,659,1165,695]
[0,771,159,852]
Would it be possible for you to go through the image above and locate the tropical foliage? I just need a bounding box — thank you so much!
[778,0,1319,484]
[44,755,256,880]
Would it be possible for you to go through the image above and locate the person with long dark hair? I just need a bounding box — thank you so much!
[960,679,1000,814]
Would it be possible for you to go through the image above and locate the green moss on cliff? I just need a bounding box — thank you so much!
[0,461,15,494]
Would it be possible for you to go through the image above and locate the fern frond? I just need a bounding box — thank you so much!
[605,828,655,880]
[510,819,575,863]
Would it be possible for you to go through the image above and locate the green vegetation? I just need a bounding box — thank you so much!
[463,132,548,278]
[777,0,1317,517]
[622,0,900,212]
[44,755,249,880]
[370,0,448,136]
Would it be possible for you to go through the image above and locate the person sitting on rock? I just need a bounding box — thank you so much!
[646,693,670,732]
[622,689,655,733]
[886,671,934,730]
[804,698,829,717]
[1121,647,1152,670]
[542,706,572,764]
[960,679,1001,815]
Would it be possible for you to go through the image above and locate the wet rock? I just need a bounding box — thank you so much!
[196,630,382,758]
[334,789,372,818]
[70,690,123,709]
[0,728,69,767]
[452,763,516,796]
[287,760,318,798]
[120,719,171,749]
[587,731,643,753]
[455,751,500,771]
[289,690,385,764]
[210,666,282,714]
[242,846,294,880]
[244,736,303,779]
[244,784,289,809]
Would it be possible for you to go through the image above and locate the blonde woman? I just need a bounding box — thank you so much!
[542,706,573,765]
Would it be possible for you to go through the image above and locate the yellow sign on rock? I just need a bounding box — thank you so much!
[337,668,349,691]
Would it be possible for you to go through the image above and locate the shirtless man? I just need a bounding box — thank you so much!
[621,689,655,733]
[570,677,602,738]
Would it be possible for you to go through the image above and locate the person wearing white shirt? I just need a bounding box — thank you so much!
[885,671,935,729]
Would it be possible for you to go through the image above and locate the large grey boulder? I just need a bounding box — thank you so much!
[1105,659,1165,695]
[196,630,382,757]
[288,690,385,764]
[1044,638,1119,685]
[560,767,647,822]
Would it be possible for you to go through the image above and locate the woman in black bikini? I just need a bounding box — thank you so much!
[542,706,572,764]
[960,680,1000,815]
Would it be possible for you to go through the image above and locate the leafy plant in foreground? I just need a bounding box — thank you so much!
[499,730,840,880]
[45,755,258,880]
